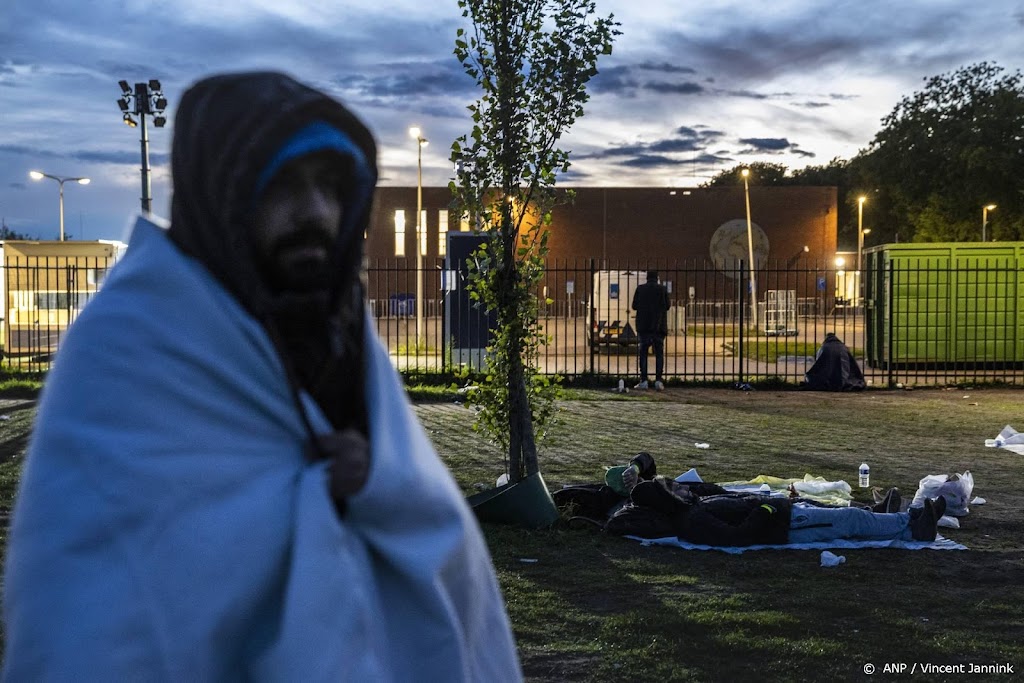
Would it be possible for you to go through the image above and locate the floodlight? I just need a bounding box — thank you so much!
[117,99,129,111]
[154,97,167,111]
[153,115,166,128]
[149,79,162,91]
[29,170,44,180]
[123,113,137,127]
[119,80,131,94]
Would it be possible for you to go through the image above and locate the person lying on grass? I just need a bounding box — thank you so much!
[557,453,945,546]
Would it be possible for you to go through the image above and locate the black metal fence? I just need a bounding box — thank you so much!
[1,256,114,372]
[368,256,1024,387]
[4,256,1021,387]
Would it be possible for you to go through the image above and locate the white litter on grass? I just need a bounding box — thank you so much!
[938,515,960,529]
[985,425,1024,455]
[519,558,539,564]
[972,496,986,505]
[0,415,10,421]
[694,442,710,449]
[820,551,846,567]
[496,473,509,487]
[675,468,703,483]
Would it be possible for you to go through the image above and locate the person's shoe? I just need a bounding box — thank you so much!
[871,487,901,514]
[634,381,649,390]
[909,498,938,541]
[654,380,665,391]
[932,494,947,519]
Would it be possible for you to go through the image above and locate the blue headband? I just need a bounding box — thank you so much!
[254,120,372,200]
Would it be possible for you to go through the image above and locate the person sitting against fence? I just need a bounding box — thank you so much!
[632,269,671,390]
[2,71,521,680]
[803,331,866,391]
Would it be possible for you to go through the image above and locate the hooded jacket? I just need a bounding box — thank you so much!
[167,72,378,433]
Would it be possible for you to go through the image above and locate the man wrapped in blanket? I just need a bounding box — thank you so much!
[3,72,522,682]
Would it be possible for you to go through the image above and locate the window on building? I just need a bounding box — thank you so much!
[394,210,406,257]
[460,212,471,232]
[438,210,449,257]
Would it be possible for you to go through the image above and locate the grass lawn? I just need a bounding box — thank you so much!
[1,386,1022,681]
[419,387,1024,682]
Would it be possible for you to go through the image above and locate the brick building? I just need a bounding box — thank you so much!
[364,185,838,310]
[367,185,837,265]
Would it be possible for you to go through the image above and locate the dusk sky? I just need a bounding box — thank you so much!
[2,0,1022,242]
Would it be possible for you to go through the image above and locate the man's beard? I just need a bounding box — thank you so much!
[264,228,336,296]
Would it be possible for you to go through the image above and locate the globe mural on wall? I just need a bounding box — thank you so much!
[709,219,770,278]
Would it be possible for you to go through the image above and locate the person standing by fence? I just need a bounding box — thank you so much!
[632,269,671,390]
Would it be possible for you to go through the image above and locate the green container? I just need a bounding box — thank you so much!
[865,242,1024,369]
[467,471,560,529]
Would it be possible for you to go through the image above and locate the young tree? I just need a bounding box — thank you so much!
[450,0,618,483]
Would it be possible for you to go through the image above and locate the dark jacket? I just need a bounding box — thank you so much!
[803,333,866,391]
[680,495,792,546]
[607,479,792,546]
[632,281,671,335]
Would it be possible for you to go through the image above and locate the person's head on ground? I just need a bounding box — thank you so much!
[646,269,659,283]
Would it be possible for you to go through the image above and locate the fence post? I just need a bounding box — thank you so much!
[886,258,894,388]
[588,258,596,376]
[738,260,745,385]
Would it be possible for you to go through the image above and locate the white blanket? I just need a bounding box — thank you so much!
[3,217,522,681]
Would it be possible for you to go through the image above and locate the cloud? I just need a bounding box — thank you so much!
[637,61,696,75]
[643,80,704,95]
[620,154,678,168]
[737,137,815,158]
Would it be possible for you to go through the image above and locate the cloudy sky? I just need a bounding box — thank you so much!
[2,0,1022,242]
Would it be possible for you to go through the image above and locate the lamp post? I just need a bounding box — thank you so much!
[856,195,866,306]
[117,79,168,213]
[28,171,90,241]
[409,126,428,345]
[983,204,996,241]
[741,169,757,330]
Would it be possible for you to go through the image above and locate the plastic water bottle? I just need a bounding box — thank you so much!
[858,463,870,488]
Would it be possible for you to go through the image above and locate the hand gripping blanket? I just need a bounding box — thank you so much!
[2,218,522,682]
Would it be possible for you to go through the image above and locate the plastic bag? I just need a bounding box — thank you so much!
[911,471,974,517]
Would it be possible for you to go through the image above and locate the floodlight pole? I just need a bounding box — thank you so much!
[139,105,152,213]
[119,80,167,214]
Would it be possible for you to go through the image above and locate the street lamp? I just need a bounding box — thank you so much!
[741,168,757,330]
[856,195,866,306]
[983,204,997,241]
[117,79,168,213]
[409,126,428,345]
[28,171,90,241]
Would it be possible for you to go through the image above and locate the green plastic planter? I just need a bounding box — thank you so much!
[467,471,560,529]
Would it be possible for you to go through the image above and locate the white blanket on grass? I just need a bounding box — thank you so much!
[629,535,967,554]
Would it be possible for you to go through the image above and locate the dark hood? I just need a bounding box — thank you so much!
[167,71,378,320]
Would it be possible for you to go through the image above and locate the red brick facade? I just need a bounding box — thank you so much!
[367,185,837,266]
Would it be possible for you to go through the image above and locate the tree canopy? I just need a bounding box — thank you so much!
[703,62,1024,245]
[861,62,1024,242]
